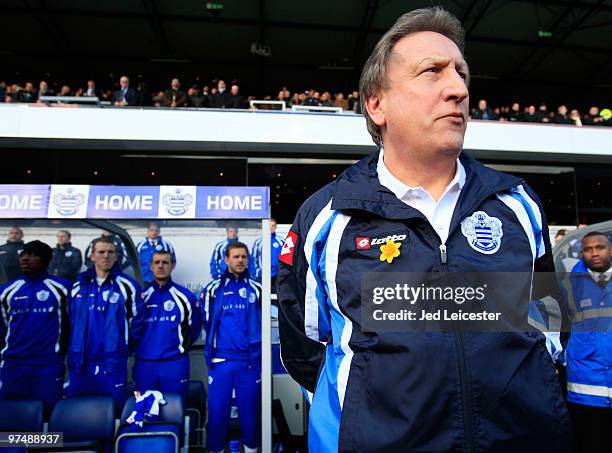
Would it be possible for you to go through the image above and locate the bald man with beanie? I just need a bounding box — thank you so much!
[0,240,71,414]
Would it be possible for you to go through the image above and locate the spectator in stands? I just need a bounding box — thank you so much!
[209,79,232,108]
[564,232,612,452]
[0,81,5,103]
[523,104,539,122]
[0,226,25,281]
[569,109,583,127]
[49,230,83,282]
[82,79,101,98]
[334,92,349,110]
[302,89,320,106]
[0,240,70,415]
[133,250,201,404]
[16,82,36,103]
[471,99,497,120]
[112,75,138,107]
[57,85,73,97]
[535,102,550,123]
[319,91,334,107]
[188,85,207,107]
[553,105,572,125]
[137,81,151,106]
[66,237,143,409]
[228,84,246,109]
[161,78,188,108]
[601,108,612,126]
[136,222,175,284]
[507,102,522,122]
[36,80,54,100]
[583,106,604,126]
[85,230,130,271]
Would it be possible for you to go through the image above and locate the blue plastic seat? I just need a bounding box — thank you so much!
[0,400,44,453]
[186,380,206,446]
[115,431,179,453]
[43,396,115,453]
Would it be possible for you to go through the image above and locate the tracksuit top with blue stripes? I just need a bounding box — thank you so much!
[135,279,202,361]
[277,150,571,453]
[202,272,261,367]
[563,259,612,408]
[136,236,176,283]
[0,272,70,364]
[252,233,284,281]
[67,268,143,374]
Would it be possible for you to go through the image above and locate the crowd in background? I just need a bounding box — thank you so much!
[4,76,611,126]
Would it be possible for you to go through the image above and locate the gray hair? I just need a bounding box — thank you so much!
[359,6,466,147]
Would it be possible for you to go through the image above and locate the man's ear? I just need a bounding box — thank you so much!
[365,93,386,128]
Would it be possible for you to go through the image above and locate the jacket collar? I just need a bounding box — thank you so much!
[331,149,523,222]
[83,266,119,283]
[150,278,173,290]
[23,270,49,282]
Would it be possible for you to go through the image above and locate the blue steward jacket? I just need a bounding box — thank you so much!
[135,279,201,361]
[277,150,571,452]
[67,268,143,374]
[563,259,612,408]
[0,272,70,364]
[202,272,261,367]
[252,233,284,281]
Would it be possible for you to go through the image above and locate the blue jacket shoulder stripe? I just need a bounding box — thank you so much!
[0,280,26,304]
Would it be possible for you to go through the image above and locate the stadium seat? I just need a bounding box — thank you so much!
[39,396,115,453]
[0,400,44,452]
[115,431,179,453]
[186,380,206,446]
[117,393,186,449]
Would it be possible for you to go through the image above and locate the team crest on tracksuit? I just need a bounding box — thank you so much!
[164,300,175,311]
[36,290,50,301]
[461,211,503,254]
[162,189,194,216]
[102,290,120,304]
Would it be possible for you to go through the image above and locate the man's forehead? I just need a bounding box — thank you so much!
[583,235,610,246]
[391,31,466,67]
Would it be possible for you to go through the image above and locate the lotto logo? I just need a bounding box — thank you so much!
[279,230,298,266]
[356,237,371,250]
[370,234,407,246]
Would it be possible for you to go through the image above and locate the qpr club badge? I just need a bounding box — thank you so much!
[36,290,50,301]
[164,300,175,312]
[461,211,503,254]
[52,189,86,216]
[162,189,194,216]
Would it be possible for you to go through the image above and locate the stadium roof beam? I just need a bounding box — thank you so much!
[351,0,379,65]
[510,0,612,14]
[519,0,607,76]
[463,0,495,38]
[142,0,171,57]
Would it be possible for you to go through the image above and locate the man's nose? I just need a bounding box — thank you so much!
[442,70,469,104]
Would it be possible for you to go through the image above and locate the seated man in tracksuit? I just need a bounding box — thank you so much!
[562,231,612,452]
[202,242,262,453]
[133,250,201,404]
[66,237,143,409]
[0,240,70,414]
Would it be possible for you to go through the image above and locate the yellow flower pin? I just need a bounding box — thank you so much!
[379,240,401,263]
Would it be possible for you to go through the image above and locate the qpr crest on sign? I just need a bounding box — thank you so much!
[36,290,50,301]
[52,190,85,216]
[162,189,194,216]
[461,211,503,254]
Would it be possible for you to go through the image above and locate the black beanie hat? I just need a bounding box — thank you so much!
[22,240,53,265]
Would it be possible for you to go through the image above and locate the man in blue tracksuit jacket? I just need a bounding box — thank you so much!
[251,217,284,289]
[562,231,612,452]
[66,237,143,409]
[0,241,70,414]
[277,7,570,452]
[203,241,261,453]
[134,250,201,404]
[136,222,176,284]
[210,226,256,280]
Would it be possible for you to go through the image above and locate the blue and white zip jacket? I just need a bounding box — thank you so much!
[136,236,176,283]
[202,272,261,367]
[67,267,143,374]
[252,233,284,282]
[0,272,70,365]
[135,279,202,361]
[562,259,612,408]
[277,150,571,453]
